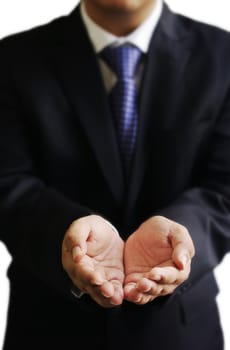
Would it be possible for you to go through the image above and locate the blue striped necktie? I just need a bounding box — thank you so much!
[100,44,142,175]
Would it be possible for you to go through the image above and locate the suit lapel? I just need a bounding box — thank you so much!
[47,4,193,213]
[49,8,124,204]
[125,3,192,216]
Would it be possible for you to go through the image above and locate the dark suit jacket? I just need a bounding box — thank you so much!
[0,3,230,350]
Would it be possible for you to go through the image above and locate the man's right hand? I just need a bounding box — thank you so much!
[62,215,125,308]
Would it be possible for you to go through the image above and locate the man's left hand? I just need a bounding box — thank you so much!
[124,215,195,305]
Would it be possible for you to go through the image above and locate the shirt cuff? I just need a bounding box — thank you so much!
[70,284,85,299]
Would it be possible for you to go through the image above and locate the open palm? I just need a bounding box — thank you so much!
[62,215,125,307]
[124,216,194,304]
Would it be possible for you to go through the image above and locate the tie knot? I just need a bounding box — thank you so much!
[100,44,142,80]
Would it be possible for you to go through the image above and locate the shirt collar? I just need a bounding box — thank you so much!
[80,0,163,53]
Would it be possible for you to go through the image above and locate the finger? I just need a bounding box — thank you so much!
[64,219,91,262]
[124,280,159,303]
[124,272,143,285]
[147,266,180,284]
[169,223,195,256]
[124,281,158,304]
[63,261,88,297]
[63,250,108,300]
[99,280,114,298]
[125,283,176,305]
[101,280,124,306]
[125,277,179,303]
[141,281,177,298]
[71,273,104,300]
[144,264,190,286]
[124,282,142,302]
[124,285,157,305]
[135,277,158,293]
[87,282,123,307]
[111,281,124,305]
[172,244,191,270]
[125,289,143,303]
[86,286,114,308]
[169,224,195,269]
[154,284,177,296]
[75,263,105,286]
[130,294,156,305]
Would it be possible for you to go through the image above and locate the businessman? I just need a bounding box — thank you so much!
[0,0,230,349]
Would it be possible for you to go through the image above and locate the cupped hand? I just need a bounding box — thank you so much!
[62,215,125,308]
[124,216,195,305]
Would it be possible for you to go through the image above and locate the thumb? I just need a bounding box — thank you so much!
[169,223,195,270]
[172,243,190,270]
[64,218,91,262]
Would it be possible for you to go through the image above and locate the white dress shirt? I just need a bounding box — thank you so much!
[80,0,163,92]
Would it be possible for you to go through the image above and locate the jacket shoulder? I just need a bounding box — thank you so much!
[176,10,230,46]
[0,14,70,51]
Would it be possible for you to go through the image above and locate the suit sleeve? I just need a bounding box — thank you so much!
[156,87,230,285]
[0,43,92,298]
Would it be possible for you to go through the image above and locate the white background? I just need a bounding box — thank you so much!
[0,1,230,349]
